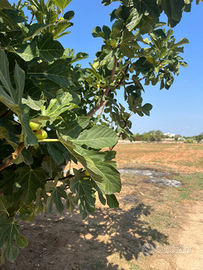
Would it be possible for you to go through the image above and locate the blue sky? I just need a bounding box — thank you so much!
[12,0,203,136]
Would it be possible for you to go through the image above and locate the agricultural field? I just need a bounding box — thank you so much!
[115,141,203,174]
[2,142,203,270]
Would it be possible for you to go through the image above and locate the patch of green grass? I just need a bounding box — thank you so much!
[188,144,203,150]
[150,160,163,164]
[179,160,195,167]
[93,259,105,269]
[195,157,203,167]
[127,261,144,270]
[166,219,175,228]
[149,214,166,228]
[179,173,203,188]
[179,190,191,200]
[84,255,90,260]
[176,172,203,201]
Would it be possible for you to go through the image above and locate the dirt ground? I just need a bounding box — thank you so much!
[115,142,203,174]
[176,201,203,270]
[1,142,203,270]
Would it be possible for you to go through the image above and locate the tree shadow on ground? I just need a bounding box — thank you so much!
[2,202,169,270]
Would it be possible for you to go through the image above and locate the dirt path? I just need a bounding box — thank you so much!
[176,199,203,270]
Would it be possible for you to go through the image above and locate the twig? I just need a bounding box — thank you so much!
[53,7,60,34]
[0,142,25,172]
[87,57,118,117]
[47,174,74,182]
[46,170,87,182]
[109,115,131,151]
[139,76,145,81]
[118,76,145,86]
[29,13,34,25]
[110,56,118,81]
[115,63,129,88]
[124,81,134,85]
[1,109,11,118]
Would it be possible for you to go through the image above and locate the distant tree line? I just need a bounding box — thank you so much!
[133,130,165,142]
[133,131,203,143]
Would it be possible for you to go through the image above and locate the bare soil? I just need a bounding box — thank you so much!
[1,142,203,270]
[115,142,203,173]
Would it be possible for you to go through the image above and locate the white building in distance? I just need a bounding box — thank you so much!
[164,132,175,138]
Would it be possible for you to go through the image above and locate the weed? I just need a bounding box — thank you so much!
[179,190,190,200]
[127,261,144,270]
[55,232,62,239]
[84,255,89,260]
[166,219,175,228]
[175,172,203,201]
[93,259,105,268]
[119,250,127,257]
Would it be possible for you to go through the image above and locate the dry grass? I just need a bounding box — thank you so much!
[114,142,203,173]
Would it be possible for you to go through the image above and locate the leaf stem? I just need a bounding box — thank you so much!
[38,139,59,143]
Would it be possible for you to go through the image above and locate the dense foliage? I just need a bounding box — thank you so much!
[142,130,164,141]
[195,132,203,143]
[0,0,202,263]
[133,130,165,141]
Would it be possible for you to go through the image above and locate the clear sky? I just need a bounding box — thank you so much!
[12,0,203,136]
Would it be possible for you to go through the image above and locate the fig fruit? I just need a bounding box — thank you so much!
[35,129,48,140]
[107,39,117,48]
[29,121,41,131]
[84,170,90,176]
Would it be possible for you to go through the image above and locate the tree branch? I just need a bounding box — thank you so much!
[97,100,108,116]
[86,99,106,117]
[124,81,134,85]
[87,57,118,117]
[115,63,129,88]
